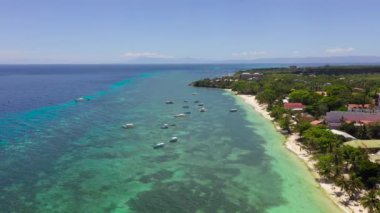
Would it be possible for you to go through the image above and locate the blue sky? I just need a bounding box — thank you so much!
[0,0,380,63]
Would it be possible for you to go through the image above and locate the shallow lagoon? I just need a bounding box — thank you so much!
[0,66,340,212]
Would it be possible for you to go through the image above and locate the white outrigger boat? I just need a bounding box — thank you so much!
[161,124,169,129]
[174,113,186,118]
[229,108,238,112]
[122,123,134,129]
[169,137,178,143]
[153,143,165,149]
[75,97,87,102]
[199,107,207,112]
[165,100,174,104]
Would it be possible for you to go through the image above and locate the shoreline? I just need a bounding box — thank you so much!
[235,93,367,213]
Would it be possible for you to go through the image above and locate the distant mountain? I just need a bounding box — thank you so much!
[223,56,380,64]
[124,56,380,65]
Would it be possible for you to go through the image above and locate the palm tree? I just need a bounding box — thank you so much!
[360,190,380,213]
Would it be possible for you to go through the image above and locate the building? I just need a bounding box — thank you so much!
[310,119,324,126]
[239,72,253,80]
[347,104,371,112]
[344,140,380,164]
[239,72,263,80]
[325,111,380,129]
[284,103,305,111]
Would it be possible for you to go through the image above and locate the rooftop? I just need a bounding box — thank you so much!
[326,111,380,124]
[284,102,305,109]
[344,140,380,149]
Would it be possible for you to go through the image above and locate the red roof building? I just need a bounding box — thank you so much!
[284,103,305,111]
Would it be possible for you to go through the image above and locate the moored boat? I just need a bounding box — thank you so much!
[153,143,165,149]
[122,123,134,129]
[230,108,238,112]
[75,97,87,102]
[199,107,207,112]
[174,113,186,118]
[165,100,174,104]
[169,137,178,143]
[161,124,169,129]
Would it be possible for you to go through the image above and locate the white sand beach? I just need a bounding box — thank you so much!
[237,93,367,213]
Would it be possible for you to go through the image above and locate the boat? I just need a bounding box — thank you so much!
[165,100,174,104]
[184,100,188,103]
[199,107,207,112]
[194,100,199,103]
[184,111,191,114]
[169,137,178,143]
[174,113,186,118]
[153,143,165,149]
[182,105,190,109]
[198,103,204,107]
[75,97,87,102]
[230,108,238,112]
[161,124,169,129]
[192,92,198,95]
[122,123,134,129]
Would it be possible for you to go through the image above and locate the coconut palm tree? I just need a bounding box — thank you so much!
[360,190,380,213]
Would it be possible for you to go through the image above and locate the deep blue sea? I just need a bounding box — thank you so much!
[0,64,340,213]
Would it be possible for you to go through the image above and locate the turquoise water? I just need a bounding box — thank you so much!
[0,68,341,212]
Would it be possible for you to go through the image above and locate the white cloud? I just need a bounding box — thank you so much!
[326,47,355,54]
[120,52,174,59]
[232,51,268,59]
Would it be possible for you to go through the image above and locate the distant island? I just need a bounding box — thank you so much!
[192,65,380,213]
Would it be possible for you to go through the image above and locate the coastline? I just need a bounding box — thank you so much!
[235,92,367,213]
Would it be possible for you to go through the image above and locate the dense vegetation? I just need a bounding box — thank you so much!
[193,66,380,211]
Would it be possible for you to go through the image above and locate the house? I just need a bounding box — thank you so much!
[325,111,380,129]
[284,103,305,111]
[347,104,371,112]
[239,72,253,80]
[310,119,324,126]
[239,72,263,80]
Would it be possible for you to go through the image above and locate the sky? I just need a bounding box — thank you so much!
[0,0,380,63]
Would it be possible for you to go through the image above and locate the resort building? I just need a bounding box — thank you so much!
[344,140,380,164]
[325,111,380,129]
[347,104,372,112]
[239,72,253,80]
[284,103,305,111]
[239,72,263,80]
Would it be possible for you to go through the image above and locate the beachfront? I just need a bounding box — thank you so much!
[237,93,368,213]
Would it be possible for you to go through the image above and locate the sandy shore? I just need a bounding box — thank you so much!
[236,94,367,213]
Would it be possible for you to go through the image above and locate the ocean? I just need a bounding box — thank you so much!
[0,64,340,212]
